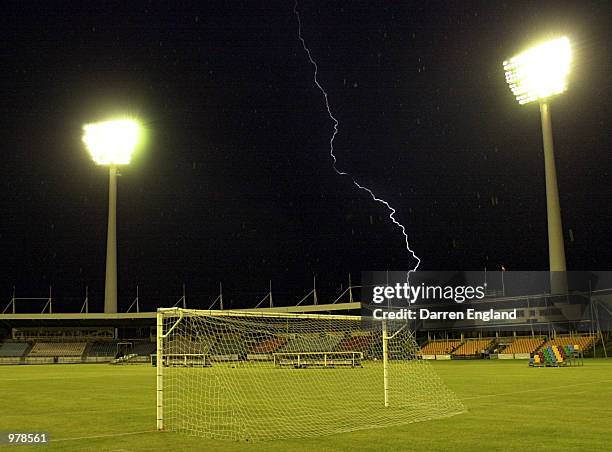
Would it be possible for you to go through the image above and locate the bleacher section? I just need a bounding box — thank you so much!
[0,342,30,357]
[131,342,157,362]
[249,336,286,354]
[499,337,544,357]
[85,342,119,362]
[278,333,344,353]
[89,342,118,357]
[28,342,87,357]
[26,342,88,364]
[544,336,595,353]
[165,337,213,355]
[420,340,461,357]
[337,333,376,354]
[0,333,600,365]
[211,334,246,361]
[417,336,597,361]
[453,339,492,356]
[0,338,168,365]
[530,344,583,367]
[0,342,31,364]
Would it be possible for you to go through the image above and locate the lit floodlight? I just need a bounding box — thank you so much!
[82,119,141,165]
[503,37,571,105]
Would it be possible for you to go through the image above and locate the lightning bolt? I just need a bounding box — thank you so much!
[294,1,421,277]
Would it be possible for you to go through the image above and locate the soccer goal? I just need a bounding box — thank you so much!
[156,308,464,441]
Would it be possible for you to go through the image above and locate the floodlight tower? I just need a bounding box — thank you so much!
[503,37,571,294]
[83,119,141,313]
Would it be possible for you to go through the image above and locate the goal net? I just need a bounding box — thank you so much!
[156,308,464,441]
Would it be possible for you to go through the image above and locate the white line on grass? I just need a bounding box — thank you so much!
[52,430,156,442]
[461,378,612,401]
[2,406,151,419]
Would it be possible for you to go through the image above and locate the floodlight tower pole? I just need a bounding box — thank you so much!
[104,165,118,313]
[539,100,567,294]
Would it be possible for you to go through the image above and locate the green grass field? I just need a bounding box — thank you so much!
[2,360,611,451]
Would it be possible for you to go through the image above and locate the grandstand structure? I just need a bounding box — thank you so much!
[0,325,601,366]
[417,334,597,361]
[453,338,493,356]
[0,284,610,365]
[498,336,544,356]
[420,339,462,357]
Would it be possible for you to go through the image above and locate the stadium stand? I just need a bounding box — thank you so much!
[544,335,595,352]
[211,334,246,355]
[89,342,118,357]
[499,337,544,355]
[165,337,214,355]
[336,332,376,353]
[85,342,120,362]
[452,339,492,356]
[278,333,344,353]
[28,342,87,357]
[0,342,31,364]
[0,331,599,366]
[132,342,156,356]
[26,342,87,364]
[249,336,286,353]
[420,340,461,355]
[12,327,114,341]
[0,342,30,357]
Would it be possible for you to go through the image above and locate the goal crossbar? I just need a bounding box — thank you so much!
[158,306,363,321]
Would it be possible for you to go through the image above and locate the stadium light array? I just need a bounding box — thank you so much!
[82,119,141,165]
[503,37,572,105]
[82,117,142,313]
[503,37,572,294]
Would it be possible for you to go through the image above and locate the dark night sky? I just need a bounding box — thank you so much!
[1,1,610,311]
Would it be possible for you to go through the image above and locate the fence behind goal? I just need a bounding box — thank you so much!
[156,308,464,441]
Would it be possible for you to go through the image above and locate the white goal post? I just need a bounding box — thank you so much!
[156,308,464,441]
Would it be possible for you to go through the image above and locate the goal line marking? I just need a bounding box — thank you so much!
[461,378,612,401]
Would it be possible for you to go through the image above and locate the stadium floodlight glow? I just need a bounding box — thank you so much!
[503,37,571,105]
[502,37,570,294]
[83,117,142,314]
[82,119,141,165]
